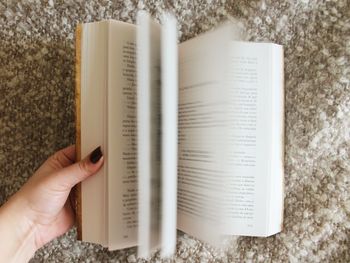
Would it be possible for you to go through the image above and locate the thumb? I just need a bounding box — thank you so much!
[52,146,104,190]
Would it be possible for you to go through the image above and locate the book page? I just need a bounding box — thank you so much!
[80,21,108,246]
[136,11,162,258]
[223,41,275,236]
[107,20,138,249]
[219,42,284,237]
[160,13,178,257]
[268,45,284,235]
[177,25,235,244]
[177,33,283,237]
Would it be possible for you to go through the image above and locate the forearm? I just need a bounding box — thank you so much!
[0,195,37,262]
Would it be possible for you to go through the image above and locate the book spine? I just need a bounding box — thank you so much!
[75,24,83,241]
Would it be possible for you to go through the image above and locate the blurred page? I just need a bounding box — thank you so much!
[136,11,161,258]
[160,13,178,257]
[177,24,236,244]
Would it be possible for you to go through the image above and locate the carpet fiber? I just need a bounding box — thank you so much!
[0,0,349,262]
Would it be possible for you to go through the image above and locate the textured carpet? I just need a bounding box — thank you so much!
[0,0,349,262]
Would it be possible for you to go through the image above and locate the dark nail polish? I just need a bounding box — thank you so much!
[90,146,103,164]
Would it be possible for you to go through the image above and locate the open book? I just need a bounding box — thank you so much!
[75,11,284,258]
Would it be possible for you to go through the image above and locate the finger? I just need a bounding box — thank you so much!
[60,145,76,163]
[52,145,76,167]
[50,146,104,190]
[34,145,77,176]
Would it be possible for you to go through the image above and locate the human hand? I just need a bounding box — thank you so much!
[0,145,103,262]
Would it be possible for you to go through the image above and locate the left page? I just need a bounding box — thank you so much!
[80,21,109,246]
[79,20,139,250]
[107,20,138,250]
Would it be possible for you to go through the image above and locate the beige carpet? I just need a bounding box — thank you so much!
[0,0,349,262]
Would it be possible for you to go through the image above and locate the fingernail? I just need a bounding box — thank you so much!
[89,146,103,164]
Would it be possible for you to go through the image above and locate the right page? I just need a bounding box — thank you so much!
[177,35,284,239]
[224,41,284,236]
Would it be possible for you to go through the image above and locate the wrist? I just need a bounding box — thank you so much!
[0,194,37,262]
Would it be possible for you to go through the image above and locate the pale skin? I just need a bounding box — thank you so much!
[0,145,103,262]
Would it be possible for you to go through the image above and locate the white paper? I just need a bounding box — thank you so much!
[160,13,178,258]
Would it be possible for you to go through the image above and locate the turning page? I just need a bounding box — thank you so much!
[160,13,178,257]
[137,11,162,258]
[177,25,235,244]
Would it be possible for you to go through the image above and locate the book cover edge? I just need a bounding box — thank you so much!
[75,23,82,241]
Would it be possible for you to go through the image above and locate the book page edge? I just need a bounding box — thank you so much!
[280,47,285,232]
